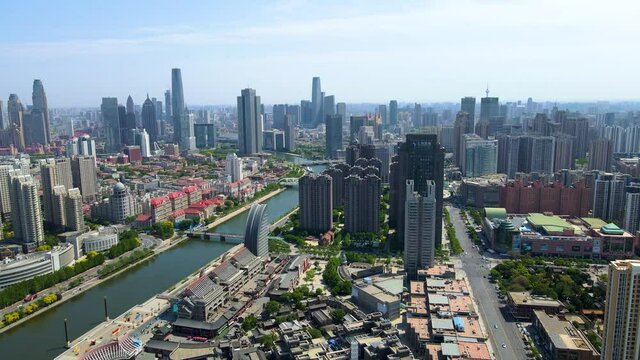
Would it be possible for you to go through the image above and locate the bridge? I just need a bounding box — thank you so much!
[296,159,342,166]
[279,178,300,186]
[194,232,244,243]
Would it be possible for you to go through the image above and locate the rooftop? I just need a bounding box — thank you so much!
[509,291,564,308]
[533,310,598,354]
[527,213,580,235]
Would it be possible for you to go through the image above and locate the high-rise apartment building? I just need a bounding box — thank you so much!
[194,123,216,149]
[378,104,387,125]
[323,166,345,208]
[298,174,333,234]
[141,95,158,144]
[0,100,5,130]
[359,144,391,184]
[323,95,336,118]
[272,104,287,129]
[284,115,295,151]
[40,159,60,225]
[561,117,590,158]
[71,155,97,201]
[225,153,243,182]
[390,134,444,246]
[602,260,640,360]
[623,185,640,235]
[65,188,85,232]
[453,111,472,168]
[404,180,436,278]
[101,97,120,152]
[325,114,343,159]
[237,88,263,155]
[172,68,185,146]
[244,203,268,257]
[389,100,398,125]
[460,97,476,131]
[553,134,575,171]
[413,103,422,127]
[9,172,44,247]
[344,174,380,233]
[461,134,498,177]
[589,138,614,172]
[593,173,626,222]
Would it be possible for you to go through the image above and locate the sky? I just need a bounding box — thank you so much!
[0,0,638,107]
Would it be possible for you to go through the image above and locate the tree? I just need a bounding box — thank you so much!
[315,288,324,296]
[330,308,345,324]
[242,314,258,331]
[307,328,323,338]
[152,221,174,239]
[260,334,276,348]
[265,300,281,316]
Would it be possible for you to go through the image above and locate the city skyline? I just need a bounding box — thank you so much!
[1,0,639,106]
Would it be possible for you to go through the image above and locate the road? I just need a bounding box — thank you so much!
[447,206,527,360]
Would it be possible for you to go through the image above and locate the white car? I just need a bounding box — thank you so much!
[501,344,507,349]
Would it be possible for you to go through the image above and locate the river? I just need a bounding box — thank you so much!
[0,159,325,359]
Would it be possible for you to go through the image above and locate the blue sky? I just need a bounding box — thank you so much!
[1,0,638,107]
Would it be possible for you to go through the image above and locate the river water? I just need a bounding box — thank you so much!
[0,159,325,359]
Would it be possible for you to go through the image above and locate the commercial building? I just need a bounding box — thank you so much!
[344,174,380,233]
[500,180,592,217]
[91,182,141,224]
[298,174,333,234]
[237,88,263,155]
[507,292,565,320]
[244,203,268,257]
[351,274,403,319]
[459,175,506,208]
[532,310,599,360]
[602,260,640,360]
[194,123,216,149]
[461,134,497,177]
[172,68,194,151]
[0,244,75,288]
[325,114,343,159]
[404,180,436,279]
[141,95,159,144]
[101,97,120,152]
[69,226,119,258]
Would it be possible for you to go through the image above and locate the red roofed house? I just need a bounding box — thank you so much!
[183,186,203,205]
[168,191,188,211]
[146,196,171,223]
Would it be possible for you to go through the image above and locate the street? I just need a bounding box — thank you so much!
[447,206,528,360]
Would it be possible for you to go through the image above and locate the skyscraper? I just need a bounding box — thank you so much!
[284,115,295,151]
[350,115,368,142]
[65,188,85,232]
[9,172,44,247]
[139,129,151,157]
[480,95,501,136]
[336,102,346,124]
[519,135,555,175]
[172,68,186,148]
[23,109,48,145]
[602,260,640,360]
[623,185,640,235]
[323,167,345,208]
[404,179,436,278]
[72,155,97,201]
[389,100,398,125]
[359,144,391,183]
[298,174,333,234]
[553,134,575,171]
[325,114,343,159]
[323,95,335,118]
[237,88,263,155]
[101,97,120,152]
[0,165,14,217]
[0,100,5,129]
[460,97,476,131]
[390,134,444,246]
[51,185,67,229]
[272,104,287,129]
[593,173,626,222]
[413,103,422,127]
[561,117,590,158]
[194,123,216,149]
[164,90,172,120]
[40,159,60,225]
[461,134,498,177]
[378,104,388,125]
[300,100,313,128]
[311,77,323,126]
[344,174,380,233]
[126,95,134,114]
[7,94,25,150]
[589,138,613,172]
[141,95,158,144]
[32,79,50,144]
[453,111,471,167]
[118,105,130,145]
[244,203,268,257]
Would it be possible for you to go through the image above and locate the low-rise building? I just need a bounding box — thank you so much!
[68,226,119,258]
[351,275,403,319]
[177,275,225,322]
[0,244,75,288]
[507,291,565,320]
[532,310,600,360]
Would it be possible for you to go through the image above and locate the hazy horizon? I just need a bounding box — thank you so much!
[1,0,638,107]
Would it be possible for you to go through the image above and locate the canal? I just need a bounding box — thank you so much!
[0,161,325,359]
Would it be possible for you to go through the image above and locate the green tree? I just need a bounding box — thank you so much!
[242,314,258,331]
[152,221,174,239]
[260,334,276,348]
[330,308,345,324]
[265,300,281,316]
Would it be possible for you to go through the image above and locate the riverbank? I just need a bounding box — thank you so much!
[0,188,286,335]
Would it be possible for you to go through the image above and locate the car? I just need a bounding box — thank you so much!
[494,324,498,329]
[501,344,507,349]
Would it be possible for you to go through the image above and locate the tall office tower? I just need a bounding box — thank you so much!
[624,126,640,153]
[126,95,134,114]
[194,123,216,149]
[336,102,346,121]
[460,97,476,130]
[378,104,387,125]
[71,155,97,201]
[413,103,423,127]
[141,95,158,144]
[325,115,342,159]
[117,105,129,144]
[389,100,398,125]
[101,97,120,152]
[7,94,25,150]
[164,90,172,120]
[553,134,575,171]
[65,188,84,232]
[623,185,640,235]
[497,135,521,178]
[139,129,151,157]
[461,134,498,177]
[589,138,613,171]
[51,185,67,229]
[404,180,436,278]
[423,109,438,127]
[300,100,313,128]
[390,134,444,246]
[453,111,471,167]
[225,153,243,182]
[357,126,375,145]
[285,105,300,126]
[23,109,48,145]
[32,80,50,144]
[0,100,5,129]
[171,68,186,146]
[323,167,345,208]
[323,95,336,118]
[602,260,640,360]
[272,104,287,129]
[77,135,97,159]
[244,203,269,257]
[9,172,44,247]
[593,173,626,222]
[237,88,263,155]
[360,144,391,183]
[349,115,368,142]
[298,174,333,234]
[284,115,295,151]
[344,174,380,233]
[311,77,323,126]
[561,117,589,158]
[480,95,501,136]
